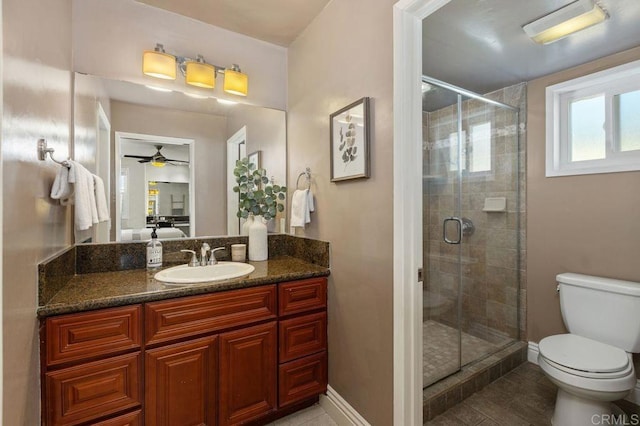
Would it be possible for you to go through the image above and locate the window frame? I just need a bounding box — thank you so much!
[546,59,640,177]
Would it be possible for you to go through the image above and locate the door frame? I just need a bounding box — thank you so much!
[392,0,451,424]
[226,126,247,235]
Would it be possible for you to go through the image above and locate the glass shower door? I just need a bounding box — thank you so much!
[422,86,468,387]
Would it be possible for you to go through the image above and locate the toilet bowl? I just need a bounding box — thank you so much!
[538,273,640,426]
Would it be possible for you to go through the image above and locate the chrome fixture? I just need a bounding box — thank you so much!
[181,249,199,267]
[209,247,226,265]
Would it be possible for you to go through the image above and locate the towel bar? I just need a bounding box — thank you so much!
[296,168,311,190]
[38,139,70,168]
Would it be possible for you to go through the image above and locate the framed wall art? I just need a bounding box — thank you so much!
[330,97,370,182]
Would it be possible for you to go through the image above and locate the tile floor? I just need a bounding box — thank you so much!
[426,361,640,425]
[266,404,336,426]
[423,320,511,386]
[426,362,556,425]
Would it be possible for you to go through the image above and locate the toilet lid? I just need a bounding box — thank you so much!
[539,334,629,373]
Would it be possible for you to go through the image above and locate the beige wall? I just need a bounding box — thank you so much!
[2,0,73,423]
[110,101,228,236]
[527,46,640,343]
[287,0,395,423]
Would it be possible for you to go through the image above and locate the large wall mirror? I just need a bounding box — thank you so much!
[73,73,287,243]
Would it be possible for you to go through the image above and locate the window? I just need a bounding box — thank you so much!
[546,60,640,177]
[448,121,492,173]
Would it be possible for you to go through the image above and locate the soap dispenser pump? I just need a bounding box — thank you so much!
[146,227,163,269]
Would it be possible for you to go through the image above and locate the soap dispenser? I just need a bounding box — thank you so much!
[146,227,163,269]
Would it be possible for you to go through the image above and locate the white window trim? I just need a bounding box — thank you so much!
[546,59,640,177]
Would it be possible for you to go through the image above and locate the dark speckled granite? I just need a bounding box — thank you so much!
[39,246,76,305]
[37,256,329,318]
[38,234,330,317]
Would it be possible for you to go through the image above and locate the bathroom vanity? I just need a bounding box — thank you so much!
[38,237,330,426]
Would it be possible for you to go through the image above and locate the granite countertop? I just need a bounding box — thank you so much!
[37,256,330,318]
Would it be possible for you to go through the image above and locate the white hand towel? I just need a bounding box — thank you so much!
[93,174,110,222]
[306,190,315,223]
[67,160,97,231]
[290,189,309,227]
[50,166,73,205]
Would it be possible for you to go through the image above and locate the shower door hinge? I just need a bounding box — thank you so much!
[418,268,423,282]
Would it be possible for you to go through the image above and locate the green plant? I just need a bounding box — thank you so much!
[233,157,286,220]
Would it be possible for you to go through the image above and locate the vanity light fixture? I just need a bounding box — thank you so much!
[142,44,176,80]
[523,0,608,45]
[142,43,249,96]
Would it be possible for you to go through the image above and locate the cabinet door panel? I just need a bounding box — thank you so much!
[279,312,327,363]
[146,285,276,346]
[46,305,142,367]
[279,352,327,408]
[219,322,277,426]
[145,336,217,426]
[279,278,327,317]
[45,353,141,426]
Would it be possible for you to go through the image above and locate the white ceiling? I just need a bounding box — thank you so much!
[423,0,640,101]
[136,0,331,46]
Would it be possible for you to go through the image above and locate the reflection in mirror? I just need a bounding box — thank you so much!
[73,72,287,243]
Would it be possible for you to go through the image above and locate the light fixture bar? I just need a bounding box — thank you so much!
[142,44,248,96]
[523,0,608,45]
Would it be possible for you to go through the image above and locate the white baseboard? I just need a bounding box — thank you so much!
[529,341,640,405]
[528,341,539,364]
[320,385,371,426]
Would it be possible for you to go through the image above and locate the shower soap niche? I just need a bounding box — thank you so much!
[483,197,506,212]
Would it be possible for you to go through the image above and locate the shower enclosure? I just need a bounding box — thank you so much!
[422,76,524,387]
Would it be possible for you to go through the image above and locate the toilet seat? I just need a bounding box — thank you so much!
[538,334,630,379]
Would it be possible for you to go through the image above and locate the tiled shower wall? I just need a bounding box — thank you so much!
[423,83,527,344]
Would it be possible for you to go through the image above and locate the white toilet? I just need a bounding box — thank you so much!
[538,273,640,426]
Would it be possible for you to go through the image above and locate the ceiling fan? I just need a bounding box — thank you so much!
[123,145,189,167]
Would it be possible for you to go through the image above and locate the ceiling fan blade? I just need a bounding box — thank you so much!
[124,154,152,160]
[164,158,190,164]
[138,159,151,163]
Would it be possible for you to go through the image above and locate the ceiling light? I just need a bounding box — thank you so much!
[142,43,249,97]
[223,64,248,97]
[143,44,176,80]
[150,160,166,168]
[185,55,216,89]
[523,0,608,45]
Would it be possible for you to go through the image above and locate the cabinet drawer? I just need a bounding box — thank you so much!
[91,410,141,426]
[278,351,327,408]
[45,352,141,426]
[46,305,142,367]
[278,278,327,317]
[279,312,327,363]
[145,285,277,346]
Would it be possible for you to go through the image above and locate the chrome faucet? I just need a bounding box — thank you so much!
[200,243,210,266]
[180,249,199,267]
[209,247,225,265]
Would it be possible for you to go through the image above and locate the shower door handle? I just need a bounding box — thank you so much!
[443,217,475,245]
[443,217,463,244]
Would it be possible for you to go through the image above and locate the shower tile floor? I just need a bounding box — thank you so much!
[424,320,511,386]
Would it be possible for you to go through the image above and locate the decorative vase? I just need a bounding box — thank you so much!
[241,214,254,236]
[248,215,268,261]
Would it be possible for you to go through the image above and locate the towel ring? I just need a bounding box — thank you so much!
[296,168,311,190]
[38,139,70,168]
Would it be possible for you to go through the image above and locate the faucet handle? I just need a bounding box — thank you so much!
[208,247,226,265]
[180,249,199,267]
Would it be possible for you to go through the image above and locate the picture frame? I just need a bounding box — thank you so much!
[330,97,370,182]
[247,150,261,171]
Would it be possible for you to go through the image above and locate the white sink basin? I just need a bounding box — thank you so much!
[154,262,255,284]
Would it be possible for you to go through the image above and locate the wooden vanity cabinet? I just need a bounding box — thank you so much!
[42,278,327,426]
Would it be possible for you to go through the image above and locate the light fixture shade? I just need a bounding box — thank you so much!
[143,50,176,80]
[224,68,248,96]
[150,160,166,168]
[186,60,215,89]
[523,0,607,45]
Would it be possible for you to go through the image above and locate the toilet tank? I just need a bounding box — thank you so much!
[558,273,640,352]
